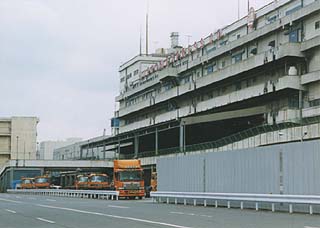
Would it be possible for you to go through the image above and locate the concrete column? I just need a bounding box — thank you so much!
[179,122,185,154]
[134,135,139,158]
[155,128,159,156]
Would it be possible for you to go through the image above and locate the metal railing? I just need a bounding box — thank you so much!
[151,191,320,214]
[7,189,119,200]
[122,116,320,159]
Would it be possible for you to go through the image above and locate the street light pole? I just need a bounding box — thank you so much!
[16,136,19,166]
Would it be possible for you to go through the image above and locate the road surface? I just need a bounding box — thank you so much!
[0,193,320,228]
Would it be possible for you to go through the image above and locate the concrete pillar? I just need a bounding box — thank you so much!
[155,128,159,156]
[134,135,139,158]
[179,122,185,154]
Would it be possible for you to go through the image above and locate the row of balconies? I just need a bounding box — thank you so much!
[116,1,319,103]
[119,76,303,133]
[118,43,303,117]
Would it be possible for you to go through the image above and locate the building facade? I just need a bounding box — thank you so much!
[60,0,320,161]
[0,117,39,168]
[39,138,82,160]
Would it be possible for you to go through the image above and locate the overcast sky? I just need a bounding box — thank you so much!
[0,0,271,142]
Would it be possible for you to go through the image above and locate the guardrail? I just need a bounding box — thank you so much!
[7,189,119,200]
[151,192,320,214]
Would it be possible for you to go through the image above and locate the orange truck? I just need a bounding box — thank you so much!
[113,160,145,199]
[21,178,34,189]
[75,174,89,190]
[87,173,111,190]
[34,175,51,189]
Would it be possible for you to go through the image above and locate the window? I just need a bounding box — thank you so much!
[206,65,215,74]
[289,30,299,43]
[237,34,241,39]
[285,5,302,16]
[221,61,226,68]
[315,21,320,30]
[120,77,125,82]
[267,15,277,24]
[127,73,132,79]
[235,82,242,91]
[232,53,243,63]
[134,70,139,76]
[310,98,320,107]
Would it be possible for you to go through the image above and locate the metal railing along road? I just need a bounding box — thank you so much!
[151,191,320,215]
[7,189,119,200]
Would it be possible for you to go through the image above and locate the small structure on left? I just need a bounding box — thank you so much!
[0,116,39,191]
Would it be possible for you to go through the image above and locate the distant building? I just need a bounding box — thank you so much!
[0,117,39,169]
[53,135,115,160]
[39,138,82,160]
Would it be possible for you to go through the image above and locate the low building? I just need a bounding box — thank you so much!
[0,117,39,169]
[39,138,82,160]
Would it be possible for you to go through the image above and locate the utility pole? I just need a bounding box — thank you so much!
[16,136,19,166]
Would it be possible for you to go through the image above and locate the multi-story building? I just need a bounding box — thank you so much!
[0,117,39,168]
[77,0,320,161]
[39,138,82,160]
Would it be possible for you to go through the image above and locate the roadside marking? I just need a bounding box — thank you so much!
[46,199,56,202]
[170,211,212,218]
[36,204,194,228]
[0,198,22,204]
[5,209,16,214]
[108,205,129,209]
[37,217,56,224]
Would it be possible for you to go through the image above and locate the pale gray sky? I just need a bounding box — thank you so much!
[0,0,271,141]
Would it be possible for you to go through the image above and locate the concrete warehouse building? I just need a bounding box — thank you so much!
[39,138,82,160]
[0,117,39,169]
[58,0,320,161]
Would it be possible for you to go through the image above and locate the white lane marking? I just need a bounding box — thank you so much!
[28,197,36,200]
[37,204,194,228]
[0,198,22,204]
[37,217,56,224]
[170,211,212,218]
[5,209,16,214]
[170,212,185,215]
[15,196,21,199]
[305,227,320,228]
[46,199,56,202]
[107,205,129,209]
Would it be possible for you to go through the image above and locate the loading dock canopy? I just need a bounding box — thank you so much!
[181,106,267,125]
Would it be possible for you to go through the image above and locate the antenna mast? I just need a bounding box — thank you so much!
[146,0,149,55]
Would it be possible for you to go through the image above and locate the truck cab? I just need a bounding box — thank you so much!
[34,176,50,189]
[75,175,89,190]
[21,178,34,189]
[87,173,110,190]
[113,160,145,199]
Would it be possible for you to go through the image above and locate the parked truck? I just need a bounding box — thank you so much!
[87,173,110,190]
[34,175,51,189]
[20,177,34,189]
[113,160,145,199]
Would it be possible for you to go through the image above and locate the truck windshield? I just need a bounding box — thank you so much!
[23,179,32,184]
[78,177,88,182]
[90,176,108,183]
[35,178,48,183]
[119,171,142,181]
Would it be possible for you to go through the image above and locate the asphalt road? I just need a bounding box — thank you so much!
[0,193,320,228]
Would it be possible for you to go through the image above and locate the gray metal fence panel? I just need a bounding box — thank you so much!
[204,148,280,194]
[282,140,320,195]
[158,140,320,195]
[158,155,205,192]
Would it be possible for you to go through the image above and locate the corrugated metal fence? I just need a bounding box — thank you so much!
[158,140,320,195]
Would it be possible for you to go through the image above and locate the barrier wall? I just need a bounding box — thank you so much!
[158,140,320,194]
